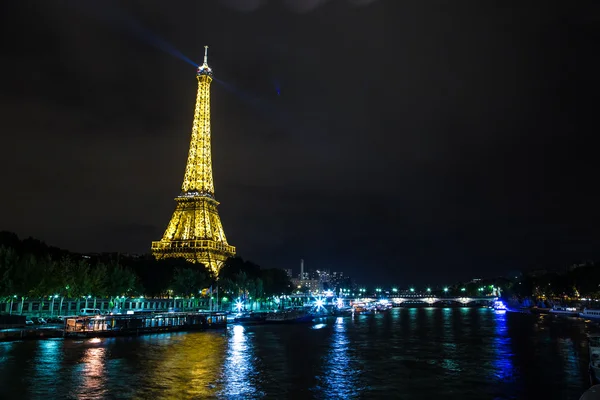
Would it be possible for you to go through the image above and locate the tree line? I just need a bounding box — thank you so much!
[504,262,600,300]
[0,231,292,305]
[445,263,600,302]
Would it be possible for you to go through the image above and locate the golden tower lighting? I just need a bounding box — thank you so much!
[151,46,235,275]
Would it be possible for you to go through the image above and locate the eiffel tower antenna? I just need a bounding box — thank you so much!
[152,47,235,275]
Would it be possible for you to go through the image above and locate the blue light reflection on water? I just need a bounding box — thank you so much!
[0,341,14,364]
[492,310,516,384]
[33,339,64,397]
[0,308,594,399]
[315,317,357,399]
[220,324,263,398]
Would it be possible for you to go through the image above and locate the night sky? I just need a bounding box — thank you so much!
[1,0,598,285]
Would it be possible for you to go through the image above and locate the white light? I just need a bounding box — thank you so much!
[235,300,244,312]
[316,299,324,308]
[233,325,244,335]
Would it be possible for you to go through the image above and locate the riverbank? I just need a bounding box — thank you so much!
[0,324,64,341]
[0,311,228,342]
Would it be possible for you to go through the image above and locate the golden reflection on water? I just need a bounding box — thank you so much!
[131,332,228,399]
[79,342,107,399]
[0,309,593,399]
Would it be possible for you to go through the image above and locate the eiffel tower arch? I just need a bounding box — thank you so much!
[151,46,235,275]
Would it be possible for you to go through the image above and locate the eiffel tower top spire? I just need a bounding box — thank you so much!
[197,45,212,77]
[181,45,215,196]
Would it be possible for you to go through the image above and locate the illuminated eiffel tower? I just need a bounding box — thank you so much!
[151,46,235,275]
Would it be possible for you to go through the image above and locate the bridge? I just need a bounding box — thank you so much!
[285,293,497,306]
[388,296,497,305]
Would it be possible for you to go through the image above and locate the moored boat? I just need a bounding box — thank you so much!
[353,306,375,315]
[492,300,508,311]
[549,306,579,317]
[265,309,313,324]
[233,312,268,325]
[333,306,353,316]
[63,311,227,338]
[581,309,600,320]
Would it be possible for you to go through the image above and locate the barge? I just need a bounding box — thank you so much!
[549,306,579,317]
[63,311,227,338]
[265,309,314,324]
[233,312,268,325]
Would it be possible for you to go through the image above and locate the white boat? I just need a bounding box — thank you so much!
[492,300,508,311]
[589,334,600,386]
[549,306,579,317]
[580,309,600,320]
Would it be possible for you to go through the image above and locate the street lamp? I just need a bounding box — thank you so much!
[392,288,398,292]
[409,288,415,293]
[443,287,448,293]
[50,294,58,316]
[426,288,431,293]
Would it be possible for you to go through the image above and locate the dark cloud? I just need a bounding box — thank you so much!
[220,0,267,13]
[0,0,598,285]
[219,0,379,13]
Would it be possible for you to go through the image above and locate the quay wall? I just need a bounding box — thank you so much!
[0,297,298,318]
[0,298,215,318]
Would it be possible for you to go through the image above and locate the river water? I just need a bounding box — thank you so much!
[0,308,595,399]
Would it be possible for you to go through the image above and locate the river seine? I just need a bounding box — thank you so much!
[0,308,595,399]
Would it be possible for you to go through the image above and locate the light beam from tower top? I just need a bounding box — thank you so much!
[197,45,213,77]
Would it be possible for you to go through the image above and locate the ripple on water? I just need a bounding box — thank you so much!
[0,309,593,399]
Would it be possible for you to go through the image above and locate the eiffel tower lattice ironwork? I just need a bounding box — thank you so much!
[151,46,235,275]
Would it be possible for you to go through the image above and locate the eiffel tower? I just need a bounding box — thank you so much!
[151,46,235,275]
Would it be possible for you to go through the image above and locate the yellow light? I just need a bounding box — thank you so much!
[151,47,235,275]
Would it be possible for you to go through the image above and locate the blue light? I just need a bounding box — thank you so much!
[492,306,515,383]
[493,300,507,311]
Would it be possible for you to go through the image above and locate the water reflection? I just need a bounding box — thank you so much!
[558,337,580,382]
[221,325,262,398]
[0,342,14,363]
[29,339,63,398]
[137,332,226,398]
[78,341,108,399]
[317,317,357,399]
[0,309,593,399]
[492,309,515,383]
